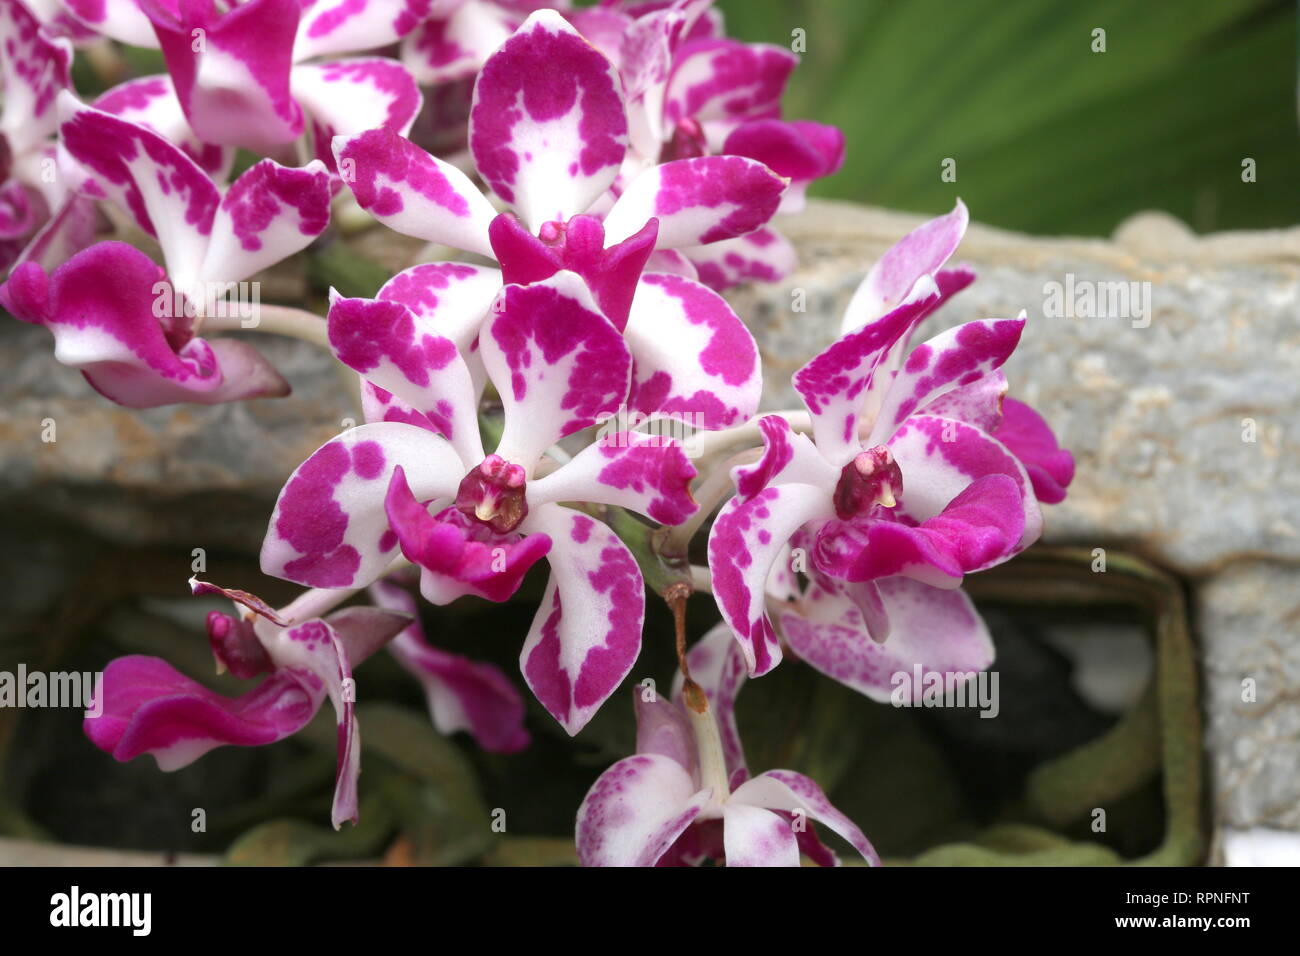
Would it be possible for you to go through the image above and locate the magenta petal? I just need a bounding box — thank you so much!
[0,0,74,153]
[732,415,837,501]
[731,769,880,866]
[604,155,787,250]
[992,396,1076,504]
[371,577,530,753]
[141,0,304,153]
[664,37,795,136]
[708,483,835,676]
[63,0,158,47]
[294,0,432,61]
[576,753,708,867]
[518,504,645,735]
[0,243,288,407]
[528,430,697,526]
[482,272,633,469]
[723,119,844,185]
[84,655,322,771]
[327,293,483,463]
[686,226,797,291]
[469,9,628,229]
[334,128,496,255]
[843,200,969,333]
[293,58,424,172]
[261,422,465,589]
[489,213,657,332]
[794,277,943,468]
[401,1,515,84]
[384,465,552,605]
[623,271,761,429]
[782,579,994,705]
[818,473,1026,587]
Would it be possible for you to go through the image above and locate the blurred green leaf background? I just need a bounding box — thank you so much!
[718,0,1300,235]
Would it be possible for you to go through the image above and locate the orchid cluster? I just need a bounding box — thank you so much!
[2,0,1073,866]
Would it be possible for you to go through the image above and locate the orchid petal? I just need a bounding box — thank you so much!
[294,0,431,62]
[328,294,483,463]
[576,753,708,866]
[94,75,232,179]
[469,9,628,230]
[782,578,993,707]
[794,276,941,469]
[518,504,644,734]
[633,688,697,778]
[604,155,786,249]
[664,38,795,142]
[58,93,219,292]
[0,243,288,407]
[991,396,1076,504]
[922,369,1008,435]
[686,226,796,291]
[731,769,880,865]
[528,430,696,525]
[842,200,969,333]
[377,261,502,356]
[85,655,322,770]
[0,0,73,153]
[261,422,465,589]
[866,317,1025,445]
[293,58,423,170]
[384,465,551,604]
[482,272,632,469]
[141,0,303,153]
[708,483,835,676]
[623,271,760,429]
[722,119,844,213]
[201,158,332,287]
[887,414,1042,553]
[732,415,838,501]
[371,577,530,753]
[722,803,799,867]
[333,128,496,257]
[64,0,158,47]
[401,0,515,84]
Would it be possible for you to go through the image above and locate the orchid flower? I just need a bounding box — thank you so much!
[0,95,333,406]
[576,623,878,866]
[568,0,843,290]
[0,0,75,266]
[64,0,426,159]
[85,579,412,829]
[261,270,699,733]
[400,0,563,85]
[706,203,1073,697]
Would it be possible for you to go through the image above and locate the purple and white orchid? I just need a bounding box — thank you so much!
[576,624,878,867]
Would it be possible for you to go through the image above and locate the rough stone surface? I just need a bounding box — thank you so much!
[2,199,1297,848]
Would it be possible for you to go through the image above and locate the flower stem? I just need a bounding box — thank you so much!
[204,305,330,348]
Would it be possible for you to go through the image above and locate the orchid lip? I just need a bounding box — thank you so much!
[833,446,903,520]
[455,454,530,534]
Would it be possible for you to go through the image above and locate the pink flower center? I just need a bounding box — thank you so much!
[833,446,902,519]
[455,454,529,533]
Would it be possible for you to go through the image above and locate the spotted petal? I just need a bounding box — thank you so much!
[328,294,483,462]
[685,226,797,291]
[64,0,158,46]
[294,0,431,61]
[401,0,515,84]
[623,272,761,430]
[866,317,1025,445]
[334,128,497,257]
[603,155,786,249]
[664,38,795,143]
[722,803,799,867]
[842,200,969,333]
[141,0,304,153]
[528,431,697,526]
[731,769,880,865]
[991,396,1075,504]
[261,422,465,589]
[0,242,289,407]
[293,58,423,170]
[482,272,633,469]
[576,753,710,867]
[708,483,835,676]
[469,9,628,230]
[731,415,837,502]
[782,578,993,707]
[58,93,219,293]
[518,504,644,734]
[0,0,73,154]
[794,276,941,468]
[93,75,232,178]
